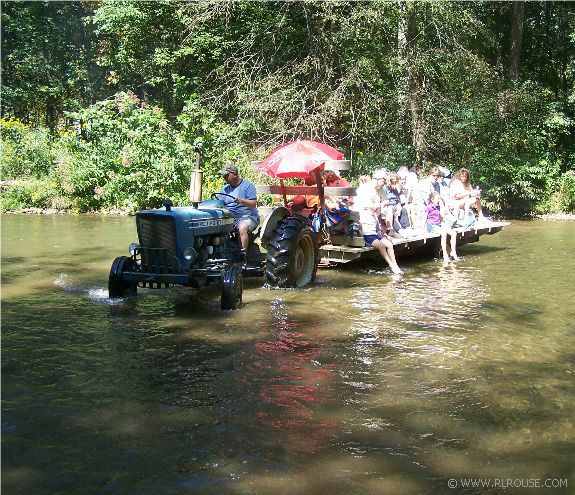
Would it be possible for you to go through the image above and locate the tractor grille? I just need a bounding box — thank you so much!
[137,215,180,273]
[138,215,177,252]
[139,247,181,274]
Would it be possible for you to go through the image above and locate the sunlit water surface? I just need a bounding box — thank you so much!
[2,215,574,494]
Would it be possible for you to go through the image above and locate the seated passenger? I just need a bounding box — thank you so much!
[357,174,371,185]
[398,165,422,229]
[287,173,319,211]
[359,202,403,275]
[397,176,413,230]
[383,172,403,232]
[322,169,352,232]
[425,192,460,264]
[418,166,442,205]
[450,167,487,224]
[353,169,389,213]
[409,166,440,231]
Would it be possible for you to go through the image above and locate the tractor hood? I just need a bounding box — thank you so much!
[136,204,235,247]
[137,204,233,220]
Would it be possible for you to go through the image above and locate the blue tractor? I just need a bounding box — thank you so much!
[108,150,319,309]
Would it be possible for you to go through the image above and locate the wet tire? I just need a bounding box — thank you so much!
[108,256,137,298]
[265,216,319,288]
[221,264,243,310]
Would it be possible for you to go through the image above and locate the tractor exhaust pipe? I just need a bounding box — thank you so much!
[189,146,203,208]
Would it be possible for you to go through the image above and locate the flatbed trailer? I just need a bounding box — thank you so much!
[255,159,509,267]
[258,202,508,264]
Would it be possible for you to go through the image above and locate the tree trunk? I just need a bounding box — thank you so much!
[397,2,426,162]
[509,1,525,81]
[397,2,408,109]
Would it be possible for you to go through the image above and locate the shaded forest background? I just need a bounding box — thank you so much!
[1,0,574,215]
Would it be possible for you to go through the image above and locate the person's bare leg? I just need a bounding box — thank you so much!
[407,205,415,227]
[373,239,392,265]
[463,200,470,221]
[441,231,450,263]
[374,238,402,274]
[373,240,395,270]
[385,245,403,274]
[385,207,394,230]
[449,230,460,260]
[238,221,250,251]
[475,198,485,219]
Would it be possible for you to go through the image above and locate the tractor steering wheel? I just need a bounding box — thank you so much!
[211,192,237,202]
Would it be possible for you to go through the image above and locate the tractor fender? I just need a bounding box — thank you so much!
[259,206,290,248]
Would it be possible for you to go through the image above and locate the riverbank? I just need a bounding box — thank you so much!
[535,212,575,221]
[3,208,575,221]
[1,207,134,216]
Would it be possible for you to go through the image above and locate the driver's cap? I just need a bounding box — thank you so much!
[219,163,238,176]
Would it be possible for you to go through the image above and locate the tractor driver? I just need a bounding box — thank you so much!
[218,163,260,254]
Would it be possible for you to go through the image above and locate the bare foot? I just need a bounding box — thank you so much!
[451,255,461,261]
[392,266,404,275]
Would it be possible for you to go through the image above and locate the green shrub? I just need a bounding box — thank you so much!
[0,118,54,179]
[558,170,575,212]
[0,179,62,212]
[56,92,243,212]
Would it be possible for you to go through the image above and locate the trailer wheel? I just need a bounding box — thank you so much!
[108,256,137,298]
[265,216,318,288]
[221,264,243,310]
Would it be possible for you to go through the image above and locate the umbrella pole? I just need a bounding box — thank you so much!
[279,179,288,206]
[315,168,331,243]
[314,169,325,213]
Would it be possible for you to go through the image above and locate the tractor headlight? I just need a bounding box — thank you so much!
[183,247,197,261]
[128,243,140,256]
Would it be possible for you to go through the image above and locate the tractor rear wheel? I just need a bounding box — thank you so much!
[108,256,137,298]
[221,264,243,310]
[265,216,318,288]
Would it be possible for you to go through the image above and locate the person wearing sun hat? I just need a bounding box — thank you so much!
[358,199,403,275]
[353,169,389,212]
[218,162,260,253]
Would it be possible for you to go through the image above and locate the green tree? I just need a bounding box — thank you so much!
[92,1,214,117]
[1,1,104,131]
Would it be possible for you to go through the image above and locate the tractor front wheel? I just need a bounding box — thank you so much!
[108,256,137,298]
[221,264,243,310]
[265,216,318,288]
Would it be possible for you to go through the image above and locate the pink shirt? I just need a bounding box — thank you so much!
[425,204,441,225]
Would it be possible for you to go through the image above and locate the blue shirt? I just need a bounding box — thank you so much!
[383,186,400,206]
[220,179,259,221]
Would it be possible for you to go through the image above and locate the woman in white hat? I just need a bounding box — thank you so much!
[358,201,403,275]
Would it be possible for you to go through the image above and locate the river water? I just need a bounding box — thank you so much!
[2,215,574,494]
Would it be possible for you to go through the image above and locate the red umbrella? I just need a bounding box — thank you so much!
[257,139,343,179]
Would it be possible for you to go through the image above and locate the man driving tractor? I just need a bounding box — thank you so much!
[218,163,260,255]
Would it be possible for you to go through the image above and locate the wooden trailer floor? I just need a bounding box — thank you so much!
[319,221,510,264]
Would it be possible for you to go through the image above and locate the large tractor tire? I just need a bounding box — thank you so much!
[265,216,319,288]
[108,256,138,298]
[221,264,243,310]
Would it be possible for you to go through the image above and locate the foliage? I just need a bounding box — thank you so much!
[0,179,64,212]
[1,1,104,130]
[558,171,575,212]
[1,118,55,178]
[1,1,574,215]
[58,93,186,211]
[54,92,241,212]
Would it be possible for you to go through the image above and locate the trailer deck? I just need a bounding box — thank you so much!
[319,221,509,264]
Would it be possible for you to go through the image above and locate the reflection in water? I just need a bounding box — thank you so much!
[237,299,340,456]
[2,216,575,494]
